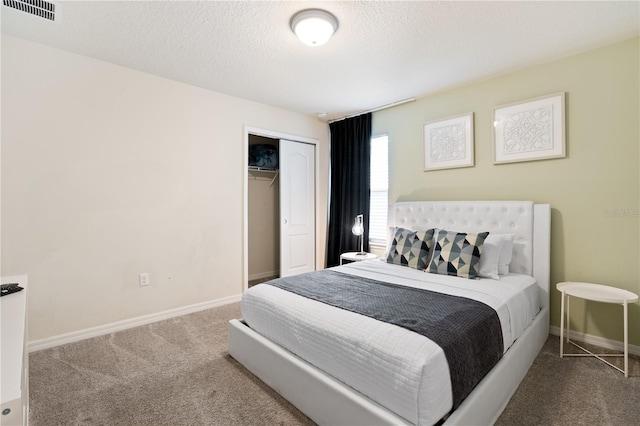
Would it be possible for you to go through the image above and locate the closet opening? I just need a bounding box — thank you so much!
[247,135,280,287]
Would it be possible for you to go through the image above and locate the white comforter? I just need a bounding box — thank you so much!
[241,260,539,425]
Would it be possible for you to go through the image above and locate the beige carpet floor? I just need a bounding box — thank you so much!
[29,302,640,425]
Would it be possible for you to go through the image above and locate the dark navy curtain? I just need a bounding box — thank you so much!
[327,113,372,267]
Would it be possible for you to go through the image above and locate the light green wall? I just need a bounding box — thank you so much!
[373,37,640,346]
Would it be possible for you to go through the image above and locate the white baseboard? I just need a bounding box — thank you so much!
[248,271,278,281]
[549,325,640,356]
[28,293,243,353]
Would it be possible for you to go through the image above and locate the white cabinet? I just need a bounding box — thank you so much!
[1,275,29,426]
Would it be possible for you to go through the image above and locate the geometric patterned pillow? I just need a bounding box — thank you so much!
[428,229,489,279]
[386,227,435,271]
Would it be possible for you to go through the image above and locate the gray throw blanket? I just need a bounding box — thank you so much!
[265,269,503,409]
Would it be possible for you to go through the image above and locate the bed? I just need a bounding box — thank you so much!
[229,200,550,425]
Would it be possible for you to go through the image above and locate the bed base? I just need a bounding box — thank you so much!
[229,318,409,425]
[229,307,548,425]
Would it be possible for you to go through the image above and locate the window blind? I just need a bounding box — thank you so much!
[369,135,388,246]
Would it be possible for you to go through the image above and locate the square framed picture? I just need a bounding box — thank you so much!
[493,92,565,164]
[423,112,474,171]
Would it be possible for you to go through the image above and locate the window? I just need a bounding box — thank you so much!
[369,135,388,247]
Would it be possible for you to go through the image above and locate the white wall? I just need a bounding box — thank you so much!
[1,36,329,341]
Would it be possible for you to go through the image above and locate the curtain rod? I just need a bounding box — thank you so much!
[328,97,416,123]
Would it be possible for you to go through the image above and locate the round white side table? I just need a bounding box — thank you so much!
[339,252,378,265]
[557,282,638,377]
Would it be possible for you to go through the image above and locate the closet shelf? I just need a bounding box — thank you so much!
[248,166,278,173]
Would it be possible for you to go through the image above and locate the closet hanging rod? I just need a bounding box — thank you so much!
[248,167,279,189]
[328,97,416,123]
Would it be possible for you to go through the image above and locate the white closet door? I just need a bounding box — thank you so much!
[280,139,315,277]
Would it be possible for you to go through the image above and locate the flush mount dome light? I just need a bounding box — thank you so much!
[290,9,338,46]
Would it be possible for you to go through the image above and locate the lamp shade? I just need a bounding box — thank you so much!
[352,214,365,255]
[352,214,364,236]
[290,9,338,46]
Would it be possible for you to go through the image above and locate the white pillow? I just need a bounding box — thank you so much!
[496,234,515,275]
[478,236,504,280]
[479,234,516,279]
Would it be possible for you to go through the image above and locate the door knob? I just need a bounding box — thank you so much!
[283,218,288,224]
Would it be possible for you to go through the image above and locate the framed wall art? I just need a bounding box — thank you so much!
[423,112,474,171]
[493,92,565,164]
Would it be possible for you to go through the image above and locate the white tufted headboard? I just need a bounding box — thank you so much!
[388,201,551,309]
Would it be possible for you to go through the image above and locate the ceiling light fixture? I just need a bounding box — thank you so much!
[290,9,338,47]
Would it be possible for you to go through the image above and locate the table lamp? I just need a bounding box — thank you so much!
[352,214,365,255]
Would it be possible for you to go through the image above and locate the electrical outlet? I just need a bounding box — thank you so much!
[139,273,150,286]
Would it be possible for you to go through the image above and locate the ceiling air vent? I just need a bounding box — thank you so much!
[3,0,56,21]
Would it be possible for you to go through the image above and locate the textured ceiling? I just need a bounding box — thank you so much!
[2,1,639,121]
